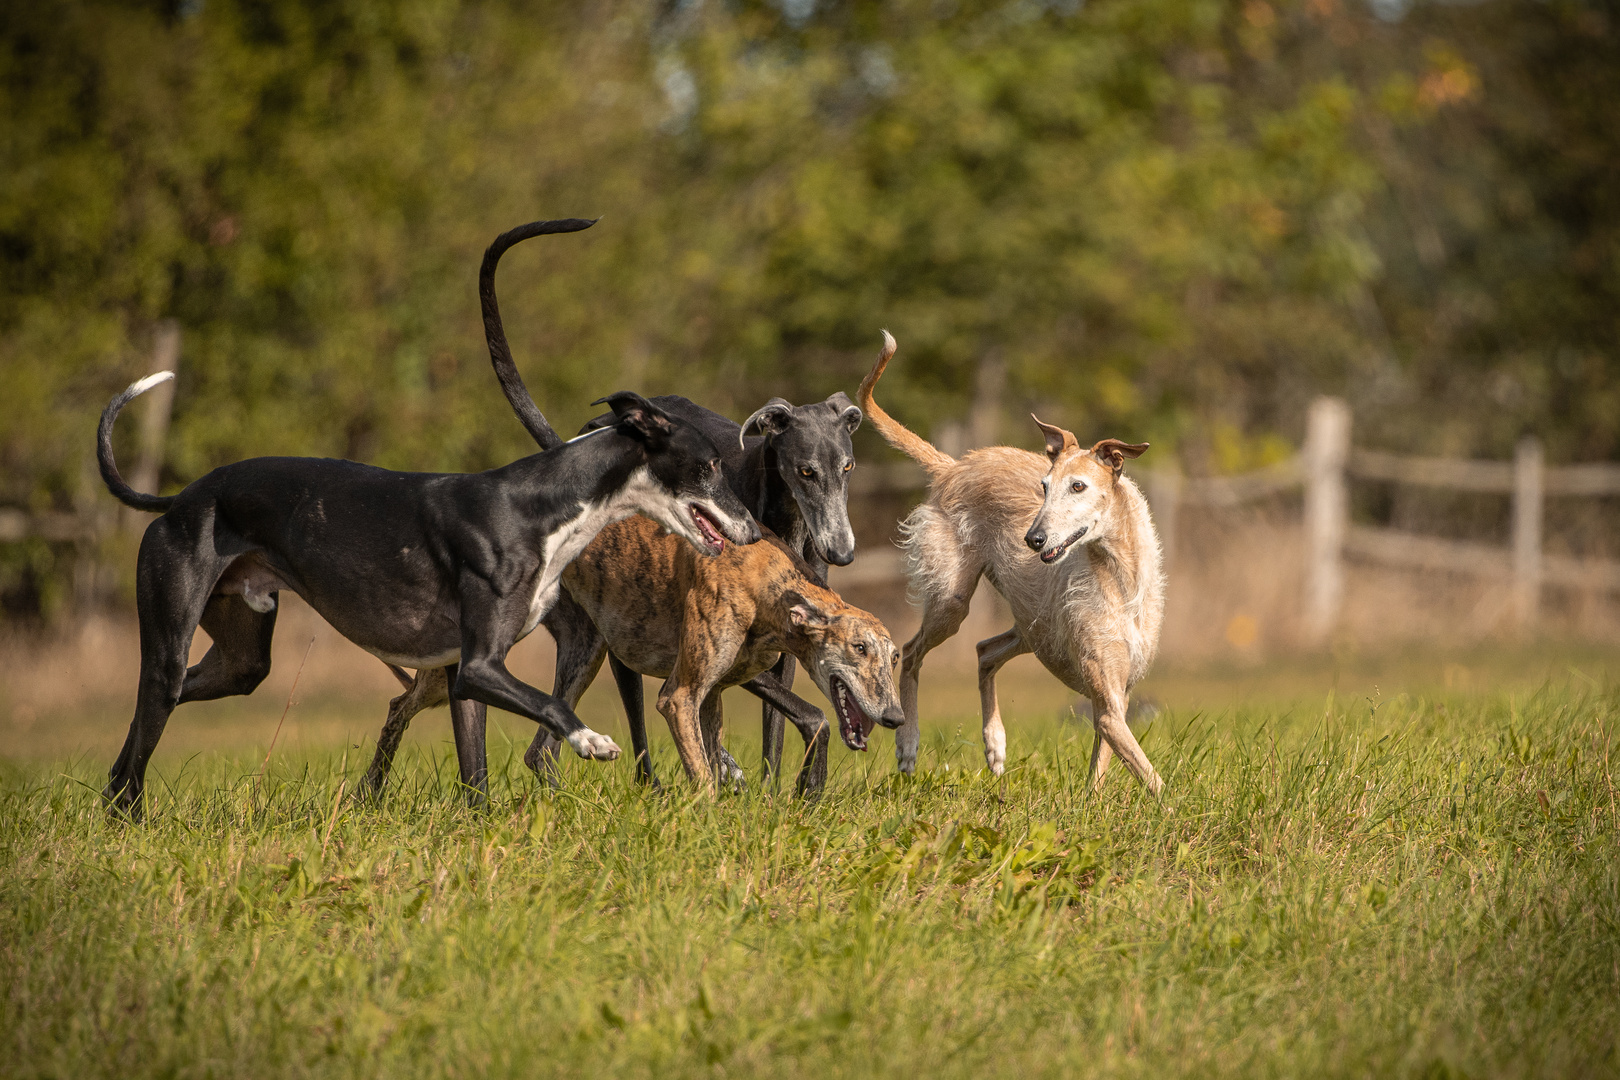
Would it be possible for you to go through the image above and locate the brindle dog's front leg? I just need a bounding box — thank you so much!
[357,666,449,801]
[743,670,829,798]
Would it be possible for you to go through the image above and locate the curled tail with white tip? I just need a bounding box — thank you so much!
[857,330,956,481]
[98,371,176,513]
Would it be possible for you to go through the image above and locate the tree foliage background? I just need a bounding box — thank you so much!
[2,0,1616,618]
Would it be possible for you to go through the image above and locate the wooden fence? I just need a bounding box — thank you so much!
[836,396,1620,643]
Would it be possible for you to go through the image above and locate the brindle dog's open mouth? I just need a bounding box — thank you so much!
[831,675,877,751]
[690,504,726,556]
[1040,525,1088,564]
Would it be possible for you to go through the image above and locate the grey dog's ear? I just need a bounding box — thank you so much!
[825,391,862,435]
[740,398,795,448]
[593,392,675,448]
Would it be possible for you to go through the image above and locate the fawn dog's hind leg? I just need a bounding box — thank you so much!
[975,627,1029,776]
[897,510,985,774]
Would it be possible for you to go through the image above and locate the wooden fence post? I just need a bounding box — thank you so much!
[1303,396,1351,644]
[1512,435,1543,629]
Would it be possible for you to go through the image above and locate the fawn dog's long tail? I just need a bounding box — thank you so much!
[857,331,956,480]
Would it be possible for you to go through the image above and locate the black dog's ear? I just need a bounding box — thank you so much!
[826,391,862,435]
[592,392,675,448]
[740,398,795,446]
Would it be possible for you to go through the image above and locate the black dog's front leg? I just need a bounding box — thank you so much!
[453,574,622,763]
[745,670,829,799]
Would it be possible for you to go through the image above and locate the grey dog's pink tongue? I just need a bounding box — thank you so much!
[859,713,877,737]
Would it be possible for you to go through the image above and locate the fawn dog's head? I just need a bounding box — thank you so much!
[1023,417,1148,565]
[783,591,903,751]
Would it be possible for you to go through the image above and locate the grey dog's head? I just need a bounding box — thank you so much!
[740,393,862,566]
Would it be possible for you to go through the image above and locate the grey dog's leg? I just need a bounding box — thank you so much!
[759,652,793,789]
[744,671,829,798]
[608,653,658,787]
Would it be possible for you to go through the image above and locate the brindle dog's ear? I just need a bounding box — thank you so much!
[782,590,833,632]
[1091,438,1149,474]
[826,391,863,435]
[593,392,675,449]
[1031,414,1080,461]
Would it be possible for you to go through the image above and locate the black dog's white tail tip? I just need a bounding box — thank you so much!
[128,371,175,396]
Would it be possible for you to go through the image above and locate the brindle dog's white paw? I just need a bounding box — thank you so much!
[566,728,621,761]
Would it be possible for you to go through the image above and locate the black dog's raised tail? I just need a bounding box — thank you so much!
[98,371,176,513]
[480,217,598,453]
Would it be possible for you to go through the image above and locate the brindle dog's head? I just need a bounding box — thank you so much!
[740,394,863,566]
[782,591,902,751]
[1022,416,1149,566]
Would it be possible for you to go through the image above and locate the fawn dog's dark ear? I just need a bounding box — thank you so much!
[593,392,675,449]
[1091,438,1149,474]
[1031,415,1080,461]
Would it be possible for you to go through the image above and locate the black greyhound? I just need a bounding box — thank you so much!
[97,219,759,819]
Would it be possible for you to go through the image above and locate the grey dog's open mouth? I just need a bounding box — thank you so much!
[831,676,876,751]
[1040,525,1088,564]
[690,504,726,555]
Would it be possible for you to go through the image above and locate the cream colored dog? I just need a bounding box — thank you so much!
[859,332,1166,795]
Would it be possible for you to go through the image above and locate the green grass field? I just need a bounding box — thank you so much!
[3,657,1618,1078]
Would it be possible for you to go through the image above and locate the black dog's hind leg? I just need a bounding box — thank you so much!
[177,593,277,704]
[745,670,829,799]
[105,520,230,820]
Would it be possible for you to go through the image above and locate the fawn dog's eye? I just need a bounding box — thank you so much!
[1071,481,1087,494]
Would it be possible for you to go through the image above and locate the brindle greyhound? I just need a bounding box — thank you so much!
[360,519,903,798]
[565,392,862,788]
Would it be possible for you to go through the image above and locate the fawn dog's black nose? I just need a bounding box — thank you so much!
[1025,526,1046,552]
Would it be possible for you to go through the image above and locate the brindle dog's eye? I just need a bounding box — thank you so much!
[853,642,866,656]
[1071,481,1086,494]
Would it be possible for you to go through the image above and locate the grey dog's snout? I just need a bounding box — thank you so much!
[1025,524,1047,552]
[823,544,855,567]
[878,705,905,729]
